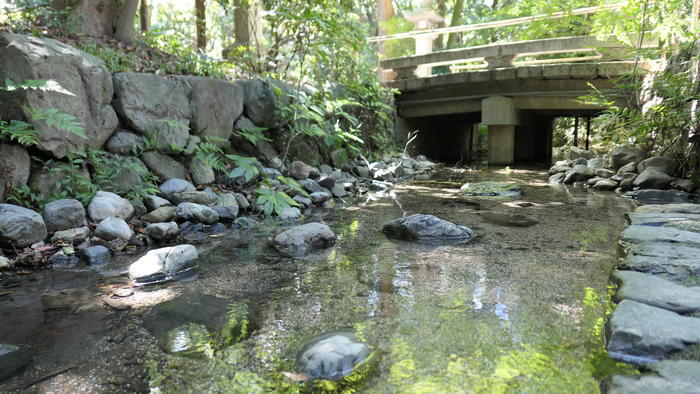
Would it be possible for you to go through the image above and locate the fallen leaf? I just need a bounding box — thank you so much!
[281,371,309,382]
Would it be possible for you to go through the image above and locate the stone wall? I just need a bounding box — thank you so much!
[0,32,312,200]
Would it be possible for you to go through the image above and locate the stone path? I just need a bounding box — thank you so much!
[608,203,700,391]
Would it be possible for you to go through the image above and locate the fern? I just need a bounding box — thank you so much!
[234,126,271,145]
[2,78,75,96]
[24,107,87,139]
[5,184,40,208]
[0,119,39,146]
[255,186,298,217]
[226,154,259,182]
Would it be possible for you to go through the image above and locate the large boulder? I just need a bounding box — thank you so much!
[568,146,595,160]
[611,144,646,170]
[383,214,475,244]
[176,76,243,144]
[272,222,336,256]
[0,33,118,158]
[241,78,285,129]
[608,360,700,394]
[0,204,47,247]
[0,144,30,192]
[294,330,371,381]
[43,199,85,232]
[105,130,141,155]
[633,168,673,189]
[128,244,198,284]
[141,151,189,181]
[112,72,190,153]
[637,156,677,176]
[88,191,134,222]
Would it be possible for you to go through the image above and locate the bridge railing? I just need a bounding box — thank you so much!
[370,3,658,81]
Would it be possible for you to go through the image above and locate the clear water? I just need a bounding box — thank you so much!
[0,168,638,393]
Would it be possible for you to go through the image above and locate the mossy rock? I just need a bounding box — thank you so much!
[458,181,522,199]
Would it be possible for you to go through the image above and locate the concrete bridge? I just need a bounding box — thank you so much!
[372,5,659,165]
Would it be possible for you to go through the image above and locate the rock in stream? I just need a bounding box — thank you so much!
[382,214,475,244]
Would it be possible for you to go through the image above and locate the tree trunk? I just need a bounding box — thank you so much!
[376,0,394,56]
[233,0,263,47]
[140,0,150,33]
[434,0,447,51]
[446,0,465,49]
[693,0,700,31]
[114,0,139,42]
[196,0,207,51]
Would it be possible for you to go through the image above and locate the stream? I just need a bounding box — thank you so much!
[0,167,637,393]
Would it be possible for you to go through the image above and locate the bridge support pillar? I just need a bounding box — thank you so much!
[488,125,515,166]
[482,96,517,166]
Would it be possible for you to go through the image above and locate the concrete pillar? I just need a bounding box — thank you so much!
[482,96,518,166]
[488,125,515,165]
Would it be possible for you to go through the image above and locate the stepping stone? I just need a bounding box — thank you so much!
[608,360,700,394]
[620,255,700,283]
[613,270,700,313]
[607,300,700,360]
[382,214,475,245]
[627,212,700,226]
[636,203,700,214]
[620,225,700,246]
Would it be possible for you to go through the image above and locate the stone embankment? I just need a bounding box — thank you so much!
[549,145,695,204]
[606,203,700,392]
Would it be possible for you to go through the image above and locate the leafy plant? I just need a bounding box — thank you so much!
[226,154,259,183]
[4,184,40,208]
[45,154,97,206]
[24,107,87,139]
[255,185,298,217]
[0,119,38,146]
[277,175,309,198]
[233,126,271,145]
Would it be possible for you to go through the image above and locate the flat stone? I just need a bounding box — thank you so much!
[280,207,301,221]
[623,189,691,205]
[272,222,336,256]
[608,300,700,360]
[593,179,618,191]
[609,360,700,394]
[142,206,176,223]
[212,206,238,221]
[383,214,475,244]
[51,226,91,243]
[170,191,212,205]
[636,204,700,214]
[620,225,700,246]
[479,212,537,227]
[564,165,595,184]
[613,270,700,313]
[144,195,172,211]
[128,244,198,284]
[459,181,522,198]
[159,179,196,199]
[310,191,332,204]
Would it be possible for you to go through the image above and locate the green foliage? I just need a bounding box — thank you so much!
[44,154,97,206]
[80,41,139,73]
[0,119,38,146]
[277,175,309,198]
[4,184,40,208]
[194,137,230,172]
[226,154,259,183]
[255,185,298,217]
[380,18,415,58]
[24,107,87,139]
[233,126,271,145]
[1,0,81,36]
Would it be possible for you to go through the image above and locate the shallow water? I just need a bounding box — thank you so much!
[0,167,638,393]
